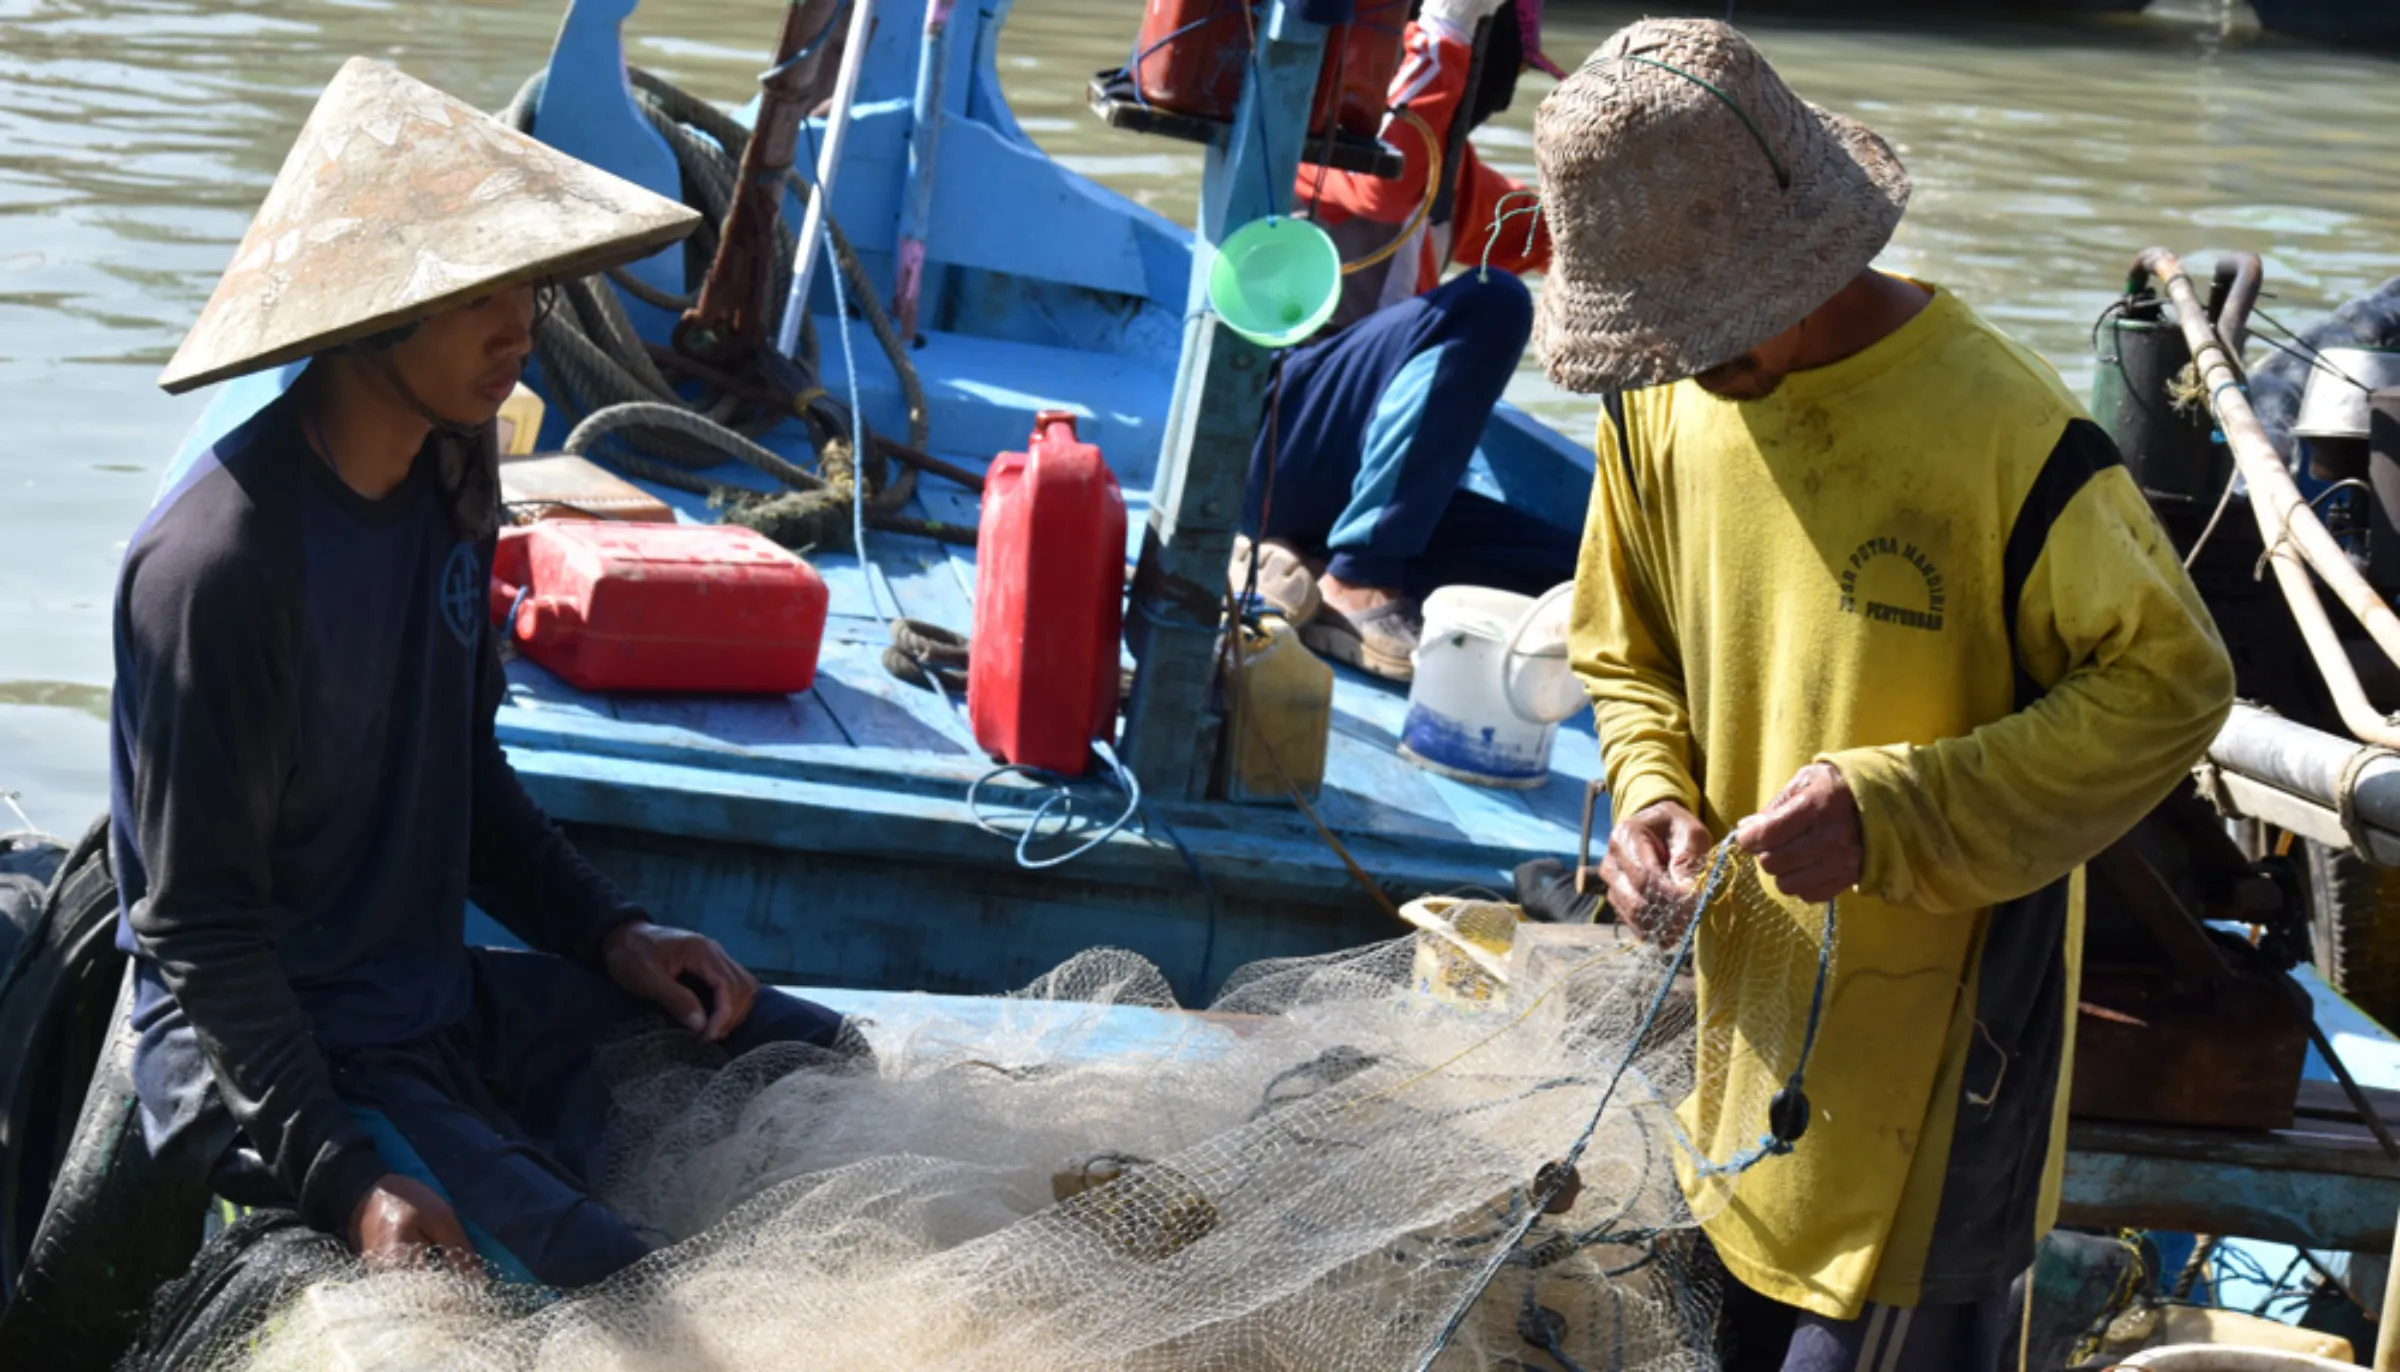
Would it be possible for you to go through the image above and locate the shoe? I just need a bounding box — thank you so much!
[1227,534,1322,625]
[1301,597,1420,681]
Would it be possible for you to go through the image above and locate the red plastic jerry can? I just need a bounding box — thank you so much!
[969,412,1128,775]
[489,521,828,694]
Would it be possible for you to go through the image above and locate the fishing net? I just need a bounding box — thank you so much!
[143,843,1831,1372]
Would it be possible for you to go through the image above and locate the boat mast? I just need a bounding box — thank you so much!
[1119,0,1333,796]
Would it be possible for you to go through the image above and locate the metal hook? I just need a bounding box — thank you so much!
[1481,192,1544,282]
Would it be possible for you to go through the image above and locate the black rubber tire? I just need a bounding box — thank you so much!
[0,975,217,1372]
[2306,838,2400,1029]
[116,1210,346,1372]
[0,830,70,966]
[0,876,39,969]
[0,831,69,889]
[0,815,127,1304]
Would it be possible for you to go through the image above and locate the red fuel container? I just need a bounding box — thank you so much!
[489,521,827,694]
[969,412,1127,775]
[1132,0,1408,141]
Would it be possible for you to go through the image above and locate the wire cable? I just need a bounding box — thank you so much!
[967,741,1144,870]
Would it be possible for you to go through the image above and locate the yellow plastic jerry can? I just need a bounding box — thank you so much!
[1216,614,1333,805]
[495,381,546,459]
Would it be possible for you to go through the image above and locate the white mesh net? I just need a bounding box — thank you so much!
[171,843,1832,1372]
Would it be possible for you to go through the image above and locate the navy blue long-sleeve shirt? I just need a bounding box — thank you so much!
[109,387,643,1236]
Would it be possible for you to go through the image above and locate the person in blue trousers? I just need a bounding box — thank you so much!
[1236,0,1579,680]
[111,60,842,1289]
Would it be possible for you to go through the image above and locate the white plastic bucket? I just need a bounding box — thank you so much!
[2293,346,2400,439]
[1400,583,1584,788]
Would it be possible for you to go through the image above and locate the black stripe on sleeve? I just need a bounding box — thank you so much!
[2001,418,2123,709]
[1602,390,1638,510]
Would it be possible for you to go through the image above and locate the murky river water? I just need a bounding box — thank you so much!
[0,0,2392,828]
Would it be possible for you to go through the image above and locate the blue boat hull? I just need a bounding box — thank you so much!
[179,0,1613,1003]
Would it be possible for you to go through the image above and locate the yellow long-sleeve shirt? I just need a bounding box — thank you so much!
[1570,284,2233,1317]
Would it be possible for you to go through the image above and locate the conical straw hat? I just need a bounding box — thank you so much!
[1530,20,1910,394]
[158,57,701,395]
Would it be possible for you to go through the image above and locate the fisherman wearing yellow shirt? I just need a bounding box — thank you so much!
[1534,20,2234,1372]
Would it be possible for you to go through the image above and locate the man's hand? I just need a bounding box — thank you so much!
[1600,800,1713,939]
[1735,762,1863,903]
[349,1174,480,1277]
[602,920,759,1041]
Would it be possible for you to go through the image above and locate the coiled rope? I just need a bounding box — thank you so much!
[496,68,944,553]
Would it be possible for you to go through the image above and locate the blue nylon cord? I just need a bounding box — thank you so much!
[1680,891,1836,1177]
[1143,795,1222,991]
[815,214,902,629]
[1124,6,1238,108]
[760,0,850,82]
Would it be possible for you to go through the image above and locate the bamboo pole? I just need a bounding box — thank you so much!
[2136,248,2400,749]
[2377,1228,2400,1371]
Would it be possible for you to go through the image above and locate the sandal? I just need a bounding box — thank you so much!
[1227,534,1322,626]
[1300,598,1421,681]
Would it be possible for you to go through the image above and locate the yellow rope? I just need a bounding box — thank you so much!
[1338,110,1444,277]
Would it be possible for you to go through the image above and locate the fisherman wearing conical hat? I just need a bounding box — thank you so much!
[104,60,848,1289]
[1542,22,2232,1371]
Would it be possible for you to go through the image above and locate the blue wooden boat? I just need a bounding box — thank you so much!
[174,0,1604,1005]
[69,9,2400,1354]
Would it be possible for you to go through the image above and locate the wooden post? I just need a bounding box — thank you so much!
[1119,0,1330,797]
[2377,1216,2400,1371]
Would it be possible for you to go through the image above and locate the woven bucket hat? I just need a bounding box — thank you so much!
[158,58,700,394]
[1530,20,1910,394]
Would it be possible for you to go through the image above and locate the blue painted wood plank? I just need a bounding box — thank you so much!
[599,692,841,750]
[649,327,1171,503]
[903,330,1175,482]
[802,684,856,748]
[1462,403,1599,537]
[924,115,1152,297]
[786,985,1241,1063]
[510,737,1545,900]
[812,527,960,629]
[809,663,976,756]
[1318,681,1472,838]
[860,528,978,631]
[501,656,620,721]
[2295,960,2400,1075]
[536,0,687,339]
[501,673,984,784]
[551,827,1368,1002]
[918,482,982,529]
[2061,1130,2400,1251]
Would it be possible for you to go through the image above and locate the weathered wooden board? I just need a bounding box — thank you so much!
[2061,1121,2400,1251]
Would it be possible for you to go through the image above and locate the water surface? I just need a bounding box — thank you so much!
[1,0,2392,828]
